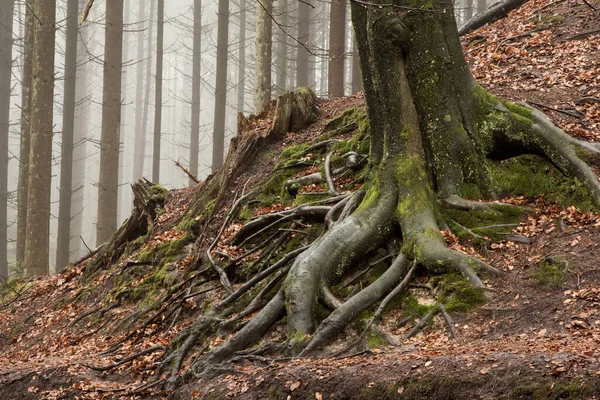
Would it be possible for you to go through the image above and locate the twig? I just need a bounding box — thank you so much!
[439,304,456,339]
[80,0,95,24]
[85,345,165,372]
[406,309,438,339]
[174,160,200,184]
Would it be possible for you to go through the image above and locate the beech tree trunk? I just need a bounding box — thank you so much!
[138,0,156,181]
[237,0,246,114]
[133,0,146,182]
[16,4,34,272]
[255,0,272,114]
[212,0,229,172]
[24,0,55,276]
[328,0,346,97]
[152,0,164,183]
[351,40,361,94]
[275,0,288,96]
[56,0,79,271]
[295,0,310,87]
[0,0,14,278]
[96,0,124,246]
[189,0,202,184]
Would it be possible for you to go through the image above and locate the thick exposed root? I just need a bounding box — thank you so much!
[284,189,397,337]
[301,255,411,356]
[442,194,499,212]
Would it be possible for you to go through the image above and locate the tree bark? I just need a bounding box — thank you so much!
[96,0,124,246]
[189,0,202,184]
[275,0,288,96]
[138,0,156,182]
[255,0,273,114]
[465,0,474,22]
[351,39,361,94]
[16,3,34,272]
[56,0,79,271]
[24,0,55,276]
[328,0,346,98]
[152,0,164,183]
[295,0,310,88]
[70,0,89,261]
[0,0,14,278]
[212,0,229,172]
[133,0,146,182]
[237,0,246,115]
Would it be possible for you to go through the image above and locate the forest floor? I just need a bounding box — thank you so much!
[2,0,600,399]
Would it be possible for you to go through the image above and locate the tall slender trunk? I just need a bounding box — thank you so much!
[16,4,34,272]
[118,0,131,222]
[237,0,246,115]
[0,0,14,278]
[56,0,79,271]
[140,0,156,179]
[328,0,345,97]
[212,0,229,172]
[255,0,272,114]
[133,0,146,182]
[189,0,202,184]
[71,0,89,260]
[296,1,309,87]
[24,0,55,276]
[96,0,124,246]
[152,0,164,182]
[275,0,288,96]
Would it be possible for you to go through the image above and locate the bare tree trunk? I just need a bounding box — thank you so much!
[118,0,131,223]
[71,0,89,261]
[275,0,288,96]
[56,0,79,271]
[255,0,272,114]
[212,0,229,172]
[16,4,34,273]
[296,0,309,87]
[328,0,345,98]
[237,0,246,115]
[152,0,164,182]
[24,0,55,276]
[96,0,124,246]
[190,0,202,184]
[133,0,146,182]
[0,0,14,278]
[140,0,156,180]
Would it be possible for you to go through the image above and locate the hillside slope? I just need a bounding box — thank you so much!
[2,1,600,398]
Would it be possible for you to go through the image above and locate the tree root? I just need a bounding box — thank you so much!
[406,309,438,339]
[85,345,165,372]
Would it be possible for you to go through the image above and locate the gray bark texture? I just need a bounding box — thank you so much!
[0,0,14,278]
[24,0,56,276]
[275,0,288,96]
[459,0,528,36]
[17,4,34,271]
[189,0,202,184]
[96,0,124,246]
[133,0,146,182]
[328,0,346,97]
[295,1,310,87]
[237,0,246,114]
[212,0,229,172]
[152,0,164,183]
[56,0,80,271]
[255,0,273,114]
